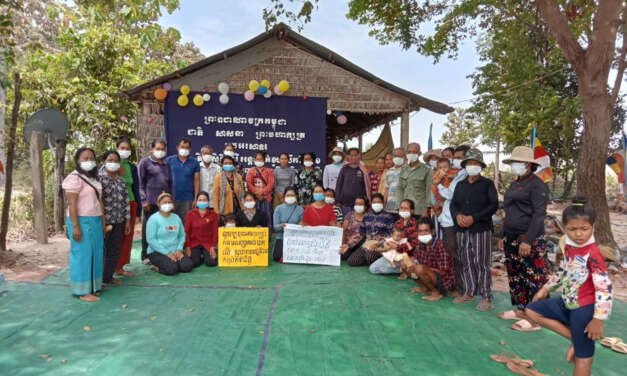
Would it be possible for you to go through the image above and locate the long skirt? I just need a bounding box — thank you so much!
[67,216,103,296]
[256,198,273,229]
[503,233,549,310]
[116,201,138,271]
[457,230,492,301]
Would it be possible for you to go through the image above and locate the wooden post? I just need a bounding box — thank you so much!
[400,111,409,149]
[30,131,48,244]
[358,134,363,152]
[53,139,67,233]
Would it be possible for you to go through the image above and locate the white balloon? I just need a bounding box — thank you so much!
[326,109,332,115]
[218,82,229,94]
[219,94,229,105]
[202,93,211,102]
[263,91,272,99]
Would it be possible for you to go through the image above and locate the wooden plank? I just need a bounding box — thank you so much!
[30,131,48,244]
[400,111,409,149]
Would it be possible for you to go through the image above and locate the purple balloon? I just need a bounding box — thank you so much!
[337,114,347,125]
[163,82,172,90]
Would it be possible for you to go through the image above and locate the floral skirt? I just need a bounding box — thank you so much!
[503,233,550,310]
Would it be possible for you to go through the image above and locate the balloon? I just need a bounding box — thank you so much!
[244,90,255,102]
[177,95,189,107]
[278,80,289,93]
[326,109,332,115]
[163,82,172,90]
[260,79,271,88]
[258,85,268,94]
[180,85,190,95]
[120,115,127,122]
[337,114,347,125]
[154,88,167,102]
[274,85,283,95]
[193,94,204,106]
[218,82,229,94]
[219,94,229,105]
[263,90,272,99]
[202,93,211,102]
[147,117,153,123]
[249,80,260,92]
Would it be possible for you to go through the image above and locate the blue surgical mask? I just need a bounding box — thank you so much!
[197,202,209,209]
[223,165,234,172]
[313,193,324,202]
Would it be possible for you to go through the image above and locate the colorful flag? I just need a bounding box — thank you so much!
[606,153,625,183]
[427,123,433,151]
[534,137,553,183]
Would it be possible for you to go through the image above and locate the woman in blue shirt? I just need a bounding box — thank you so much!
[272,187,304,262]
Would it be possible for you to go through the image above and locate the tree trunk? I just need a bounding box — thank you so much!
[0,73,21,251]
[494,135,501,191]
[53,139,66,233]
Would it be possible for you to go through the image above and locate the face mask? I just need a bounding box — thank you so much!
[224,150,235,157]
[225,223,236,228]
[153,150,166,159]
[332,155,343,163]
[313,193,324,202]
[105,162,120,172]
[197,202,209,209]
[284,196,297,205]
[418,234,433,244]
[202,155,213,163]
[429,160,438,168]
[399,211,411,219]
[407,154,419,163]
[244,201,256,209]
[452,159,462,169]
[511,162,528,176]
[465,165,482,177]
[371,203,384,213]
[117,150,131,160]
[254,161,264,168]
[80,161,96,171]
[354,205,365,214]
[178,148,190,157]
[325,197,335,205]
[223,165,234,172]
[393,157,404,166]
[304,161,314,167]
[160,203,173,213]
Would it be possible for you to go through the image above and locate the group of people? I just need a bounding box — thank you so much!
[62,137,612,375]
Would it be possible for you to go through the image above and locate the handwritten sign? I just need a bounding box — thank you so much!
[218,227,269,267]
[283,224,343,266]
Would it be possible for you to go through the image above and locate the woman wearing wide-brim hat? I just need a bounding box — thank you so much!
[423,149,442,169]
[449,148,498,311]
[498,146,550,331]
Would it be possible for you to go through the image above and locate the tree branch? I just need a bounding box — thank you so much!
[535,0,585,68]
[610,5,627,104]
[586,0,622,77]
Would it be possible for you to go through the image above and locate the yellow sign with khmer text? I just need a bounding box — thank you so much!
[218,227,269,267]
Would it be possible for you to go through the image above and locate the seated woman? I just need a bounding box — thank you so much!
[146,193,193,275]
[302,184,337,226]
[272,186,305,262]
[223,214,237,227]
[346,193,395,267]
[184,191,219,268]
[236,192,268,227]
[339,196,368,261]
[324,188,344,225]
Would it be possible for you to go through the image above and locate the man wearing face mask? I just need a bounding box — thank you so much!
[336,148,371,215]
[450,148,498,311]
[166,138,200,223]
[379,147,405,214]
[138,139,173,263]
[199,145,221,209]
[397,143,433,218]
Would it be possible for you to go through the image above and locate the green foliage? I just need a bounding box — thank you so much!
[439,108,481,148]
[0,0,20,88]
[263,0,319,31]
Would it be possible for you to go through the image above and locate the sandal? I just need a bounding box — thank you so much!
[476,301,494,311]
[600,337,622,348]
[453,296,474,304]
[611,341,627,354]
[498,310,521,320]
[506,361,547,376]
[490,352,534,368]
[510,319,541,332]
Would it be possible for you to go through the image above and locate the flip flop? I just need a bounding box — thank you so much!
[498,310,521,320]
[476,302,494,311]
[510,319,541,332]
[611,341,627,354]
[453,296,475,304]
[489,352,534,368]
[600,337,622,348]
[506,361,547,376]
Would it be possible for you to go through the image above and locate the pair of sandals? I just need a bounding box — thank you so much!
[490,352,547,376]
[600,337,627,354]
[499,310,541,332]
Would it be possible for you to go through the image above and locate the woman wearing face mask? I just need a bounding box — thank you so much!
[62,147,106,302]
[450,148,498,311]
[273,187,305,262]
[222,143,243,175]
[370,199,419,275]
[246,151,274,228]
[423,149,442,171]
[184,191,219,268]
[347,193,395,267]
[295,152,323,205]
[339,196,368,261]
[115,137,141,277]
[324,188,344,225]
[323,147,345,191]
[213,156,245,223]
[98,150,131,286]
[498,146,550,331]
[146,193,193,275]
[236,193,268,227]
[368,157,386,193]
[302,185,337,226]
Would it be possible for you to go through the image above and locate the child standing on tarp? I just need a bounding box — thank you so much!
[526,197,612,376]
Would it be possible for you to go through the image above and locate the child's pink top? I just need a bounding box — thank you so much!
[62,171,102,217]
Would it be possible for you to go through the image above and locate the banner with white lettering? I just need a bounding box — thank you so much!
[283,224,342,266]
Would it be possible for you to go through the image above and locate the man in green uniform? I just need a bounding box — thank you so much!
[397,142,433,217]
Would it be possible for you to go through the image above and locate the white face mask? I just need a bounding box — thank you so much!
[332,155,343,163]
[407,154,419,163]
[354,205,365,214]
[105,162,120,172]
[452,159,462,169]
[284,196,297,205]
[371,203,384,213]
[202,154,213,163]
[399,211,411,219]
[393,157,404,166]
[153,150,166,159]
[178,148,190,157]
[225,223,236,228]
[303,161,314,167]
[160,203,173,213]
[224,150,235,157]
[418,234,433,244]
[465,165,482,177]
[324,197,335,205]
[429,160,438,168]
[510,162,528,176]
[244,201,256,209]
[80,161,96,171]
[254,161,264,168]
[117,150,131,160]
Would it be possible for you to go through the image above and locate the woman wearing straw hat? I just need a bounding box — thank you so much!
[498,146,550,331]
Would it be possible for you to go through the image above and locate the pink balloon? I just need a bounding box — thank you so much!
[244,90,255,102]
[274,85,283,96]
[337,115,347,125]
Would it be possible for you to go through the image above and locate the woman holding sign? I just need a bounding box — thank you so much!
[236,193,268,227]
[272,187,305,262]
[184,191,219,268]
[246,151,274,228]
[302,185,337,226]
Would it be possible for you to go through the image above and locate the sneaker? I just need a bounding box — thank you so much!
[142,258,151,265]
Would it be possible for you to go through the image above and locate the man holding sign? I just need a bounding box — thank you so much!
[283,224,343,266]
